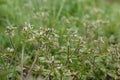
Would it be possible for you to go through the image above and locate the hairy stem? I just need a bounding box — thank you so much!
[8,35,15,50]
[21,45,25,80]
[26,54,38,79]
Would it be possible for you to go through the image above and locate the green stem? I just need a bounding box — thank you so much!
[21,45,25,80]
[26,54,38,79]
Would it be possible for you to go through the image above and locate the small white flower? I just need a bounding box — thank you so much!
[7,47,14,52]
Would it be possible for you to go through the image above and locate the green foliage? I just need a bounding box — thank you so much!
[1,23,120,80]
[0,0,120,80]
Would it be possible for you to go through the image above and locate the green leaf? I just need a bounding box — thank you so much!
[107,70,116,78]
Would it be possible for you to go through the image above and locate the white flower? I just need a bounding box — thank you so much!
[7,47,14,52]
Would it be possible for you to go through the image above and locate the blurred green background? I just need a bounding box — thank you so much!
[0,0,120,48]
